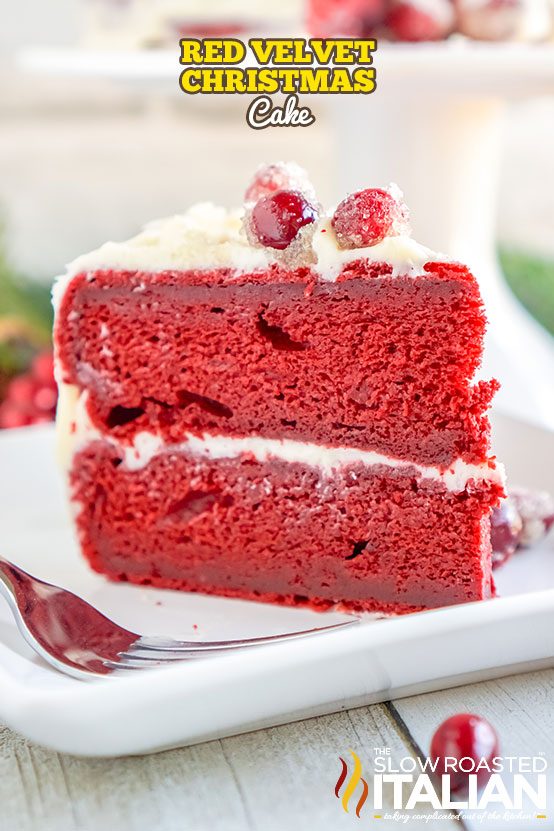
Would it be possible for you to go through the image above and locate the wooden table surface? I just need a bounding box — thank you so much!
[1,667,552,831]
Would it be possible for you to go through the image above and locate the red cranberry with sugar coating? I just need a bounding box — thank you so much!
[245,162,315,204]
[0,401,32,429]
[33,385,58,413]
[0,349,58,430]
[456,0,534,42]
[5,375,36,407]
[430,714,499,792]
[31,350,55,386]
[510,487,554,547]
[332,187,409,249]
[308,0,386,37]
[491,497,523,569]
[250,190,318,250]
[386,0,455,41]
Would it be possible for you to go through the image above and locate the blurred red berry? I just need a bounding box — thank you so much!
[491,498,523,569]
[33,385,58,413]
[430,714,499,792]
[0,350,57,430]
[308,0,386,37]
[386,0,455,41]
[0,402,32,430]
[456,0,527,42]
[31,351,55,386]
[6,375,37,407]
[510,487,554,547]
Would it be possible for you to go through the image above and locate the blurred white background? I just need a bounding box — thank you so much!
[0,0,553,281]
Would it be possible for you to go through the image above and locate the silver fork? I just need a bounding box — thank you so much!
[0,557,357,680]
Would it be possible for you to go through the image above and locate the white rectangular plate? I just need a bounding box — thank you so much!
[0,412,553,757]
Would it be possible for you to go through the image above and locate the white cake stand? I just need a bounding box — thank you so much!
[18,41,554,428]
[333,41,554,430]
[17,47,180,83]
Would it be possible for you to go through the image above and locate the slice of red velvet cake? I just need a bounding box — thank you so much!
[53,163,505,614]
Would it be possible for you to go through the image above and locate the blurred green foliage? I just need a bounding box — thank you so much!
[0,228,53,385]
[500,248,554,337]
[0,239,53,339]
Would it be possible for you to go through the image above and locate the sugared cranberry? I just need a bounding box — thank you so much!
[308,0,387,37]
[249,190,318,250]
[332,187,409,249]
[31,351,55,386]
[245,162,315,205]
[491,497,523,569]
[386,0,455,41]
[33,385,58,413]
[430,714,499,792]
[510,487,554,547]
[0,401,32,429]
[6,375,37,407]
[455,0,530,42]
[0,349,58,430]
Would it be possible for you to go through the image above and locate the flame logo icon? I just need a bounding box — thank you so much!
[335,750,369,818]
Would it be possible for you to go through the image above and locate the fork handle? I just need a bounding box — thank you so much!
[0,557,54,603]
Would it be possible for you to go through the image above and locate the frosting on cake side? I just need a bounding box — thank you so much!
[57,384,505,493]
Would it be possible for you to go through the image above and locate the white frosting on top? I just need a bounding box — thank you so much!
[57,385,504,494]
[62,203,272,279]
[312,217,438,282]
[53,197,445,309]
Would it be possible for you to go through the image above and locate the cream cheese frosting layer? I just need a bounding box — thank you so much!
[57,385,505,494]
[52,200,445,310]
[313,216,438,282]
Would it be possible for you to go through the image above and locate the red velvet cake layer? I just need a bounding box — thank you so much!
[56,262,495,468]
[70,441,501,614]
